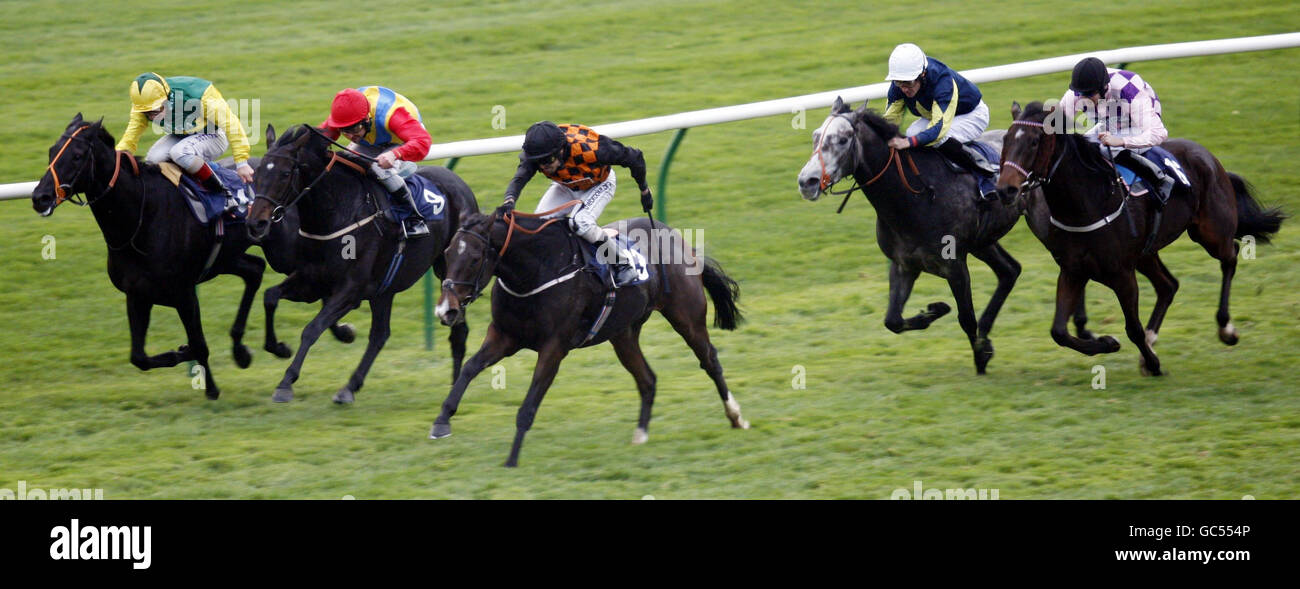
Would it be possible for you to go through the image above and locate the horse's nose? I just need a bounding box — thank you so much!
[997,185,1020,204]
[800,175,820,190]
[248,218,270,240]
[438,307,460,326]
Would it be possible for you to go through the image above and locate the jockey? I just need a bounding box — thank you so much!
[116,72,253,209]
[320,86,432,238]
[1058,57,1175,206]
[497,121,655,286]
[881,43,998,199]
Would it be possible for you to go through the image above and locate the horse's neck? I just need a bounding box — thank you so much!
[86,150,153,248]
[853,141,921,218]
[300,170,374,233]
[496,223,575,289]
[1043,149,1121,225]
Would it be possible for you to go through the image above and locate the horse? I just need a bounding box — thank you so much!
[997,101,1285,375]
[31,113,265,399]
[431,208,750,467]
[247,124,478,403]
[796,97,1024,374]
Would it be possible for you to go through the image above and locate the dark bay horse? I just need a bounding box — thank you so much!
[997,101,1284,375]
[797,97,1023,374]
[248,124,477,403]
[432,209,749,467]
[32,114,266,399]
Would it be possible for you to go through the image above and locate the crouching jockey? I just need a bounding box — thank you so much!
[881,44,998,199]
[320,86,432,239]
[497,121,655,286]
[1060,57,1176,206]
[116,72,254,210]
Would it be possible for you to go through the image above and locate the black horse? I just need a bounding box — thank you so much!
[998,101,1284,375]
[797,98,1023,374]
[248,124,477,403]
[32,114,264,398]
[432,208,750,467]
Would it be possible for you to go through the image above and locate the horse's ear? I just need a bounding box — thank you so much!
[265,123,277,147]
[831,96,848,115]
[855,100,870,116]
[70,112,84,127]
[1011,101,1022,120]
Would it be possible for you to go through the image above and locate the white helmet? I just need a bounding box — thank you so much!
[885,43,928,81]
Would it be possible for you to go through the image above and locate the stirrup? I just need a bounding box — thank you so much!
[402,218,429,239]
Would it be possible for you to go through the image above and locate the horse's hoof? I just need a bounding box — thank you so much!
[974,338,994,374]
[1140,359,1163,377]
[331,323,357,344]
[429,423,452,439]
[926,302,952,319]
[1099,336,1122,354]
[1219,323,1239,346]
[265,341,292,359]
[632,428,649,445]
[232,345,252,369]
[272,388,294,403]
[332,388,355,405]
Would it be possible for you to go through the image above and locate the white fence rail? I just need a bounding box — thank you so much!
[3,32,1298,201]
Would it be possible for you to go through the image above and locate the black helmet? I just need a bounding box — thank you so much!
[522,121,567,161]
[1070,57,1109,96]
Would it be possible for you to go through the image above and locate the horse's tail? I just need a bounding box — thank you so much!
[1229,172,1285,244]
[701,257,743,330]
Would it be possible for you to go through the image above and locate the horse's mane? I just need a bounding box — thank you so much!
[1018,101,1114,174]
[858,109,902,140]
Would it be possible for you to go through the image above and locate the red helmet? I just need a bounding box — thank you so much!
[325,88,371,128]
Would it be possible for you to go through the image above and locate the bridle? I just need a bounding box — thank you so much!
[441,225,498,308]
[1001,119,1066,192]
[815,113,926,213]
[255,146,366,224]
[43,124,149,252]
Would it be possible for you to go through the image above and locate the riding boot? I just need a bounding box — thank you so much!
[936,138,998,200]
[1115,151,1172,255]
[594,235,638,288]
[193,162,239,213]
[394,184,429,238]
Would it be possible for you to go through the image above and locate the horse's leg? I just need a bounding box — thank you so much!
[1072,286,1095,341]
[662,295,749,430]
[272,290,358,402]
[970,243,1021,358]
[226,253,264,369]
[943,259,992,374]
[1135,253,1179,347]
[447,319,469,383]
[175,290,219,399]
[610,325,658,444]
[126,294,191,370]
[883,261,948,333]
[504,340,570,468]
[1187,218,1242,345]
[1102,271,1162,376]
[332,293,394,404]
[262,272,319,358]
[430,324,520,439]
[1051,270,1122,356]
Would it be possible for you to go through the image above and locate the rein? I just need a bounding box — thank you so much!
[45,125,150,253]
[498,200,583,258]
[818,115,925,214]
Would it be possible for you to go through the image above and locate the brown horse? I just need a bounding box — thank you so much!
[431,207,749,467]
[997,101,1284,375]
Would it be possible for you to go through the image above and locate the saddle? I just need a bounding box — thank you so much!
[576,228,650,290]
[938,141,1000,200]
[159,162,251,226]
[1114,145,1189,199]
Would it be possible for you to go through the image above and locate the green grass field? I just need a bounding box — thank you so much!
[0,0,1297,499]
